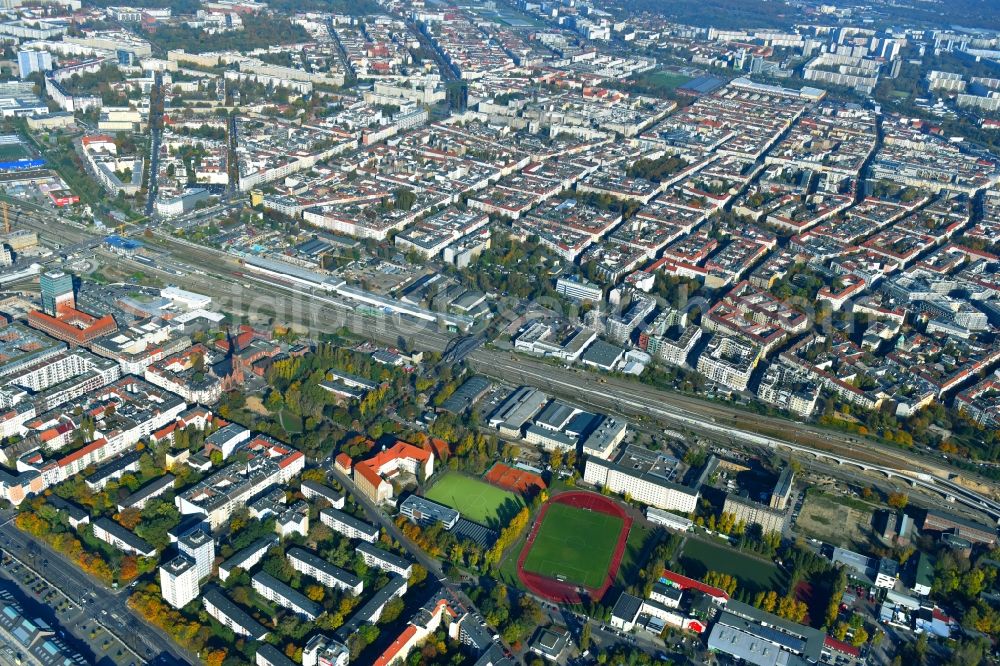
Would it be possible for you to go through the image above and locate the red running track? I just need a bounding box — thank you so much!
[515,491,632,605]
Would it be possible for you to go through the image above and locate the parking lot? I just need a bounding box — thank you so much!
[0,550,137,666]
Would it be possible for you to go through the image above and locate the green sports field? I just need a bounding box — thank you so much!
[522,503,623,589]
[679,537,786,596]
[0,142,29,162]
[425,472,523,528]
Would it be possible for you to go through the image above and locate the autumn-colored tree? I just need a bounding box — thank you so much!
[15,512,49,537]
[409,563,428,586]
[117,508,142,530]
[754,590,778,613]
[834,621,849,641]
[776,595,808,623]
[305,584,325,602]
[887,492,909,509]
[119,556,139,582]
[703,571,738,596]
[300,468,326,483]
[485,507,530,568]
[203,649,226,666]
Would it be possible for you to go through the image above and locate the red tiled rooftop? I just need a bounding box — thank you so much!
[373,624,418,666]
[660,569,730,600]
[824,636,860,657]
[58,438,109,467]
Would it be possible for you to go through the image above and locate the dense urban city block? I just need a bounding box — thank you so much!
[0,0,999,665]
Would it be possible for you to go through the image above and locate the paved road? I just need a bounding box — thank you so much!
[0,514,195,665]
[328,467,514,654]
[145,71,164,217]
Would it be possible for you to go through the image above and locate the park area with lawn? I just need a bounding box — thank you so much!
[521,502,624,589]
[278,408,302,434]
[424,472,523,529]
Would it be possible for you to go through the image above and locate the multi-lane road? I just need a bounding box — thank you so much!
[0,512,196,665]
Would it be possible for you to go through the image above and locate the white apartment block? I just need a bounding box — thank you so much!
[584,446,699,514]
[202,587,268,640]
[92,517,157,557]
[303,635,350,666]
[179,529,215,581]
[219,535,278,582]
[319,508,379,543]
[287,548,363,596]
[251,571,322,620]
[696,335,761,392]
[159,555,199,609]
[556,277,603,302]
[355,542,413,578]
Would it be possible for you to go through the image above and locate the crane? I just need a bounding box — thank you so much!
[2,201,8,235]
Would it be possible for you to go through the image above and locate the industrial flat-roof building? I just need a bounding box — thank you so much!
[707,605,824,666]
[534,401,577,431]
[439,375,491,414]
[0,589,87,666]
[489,387,548,438]
[610,592,643,632]
[580,339,625,371]
[580,416,627,459]
[524,424,578,452]
[920,508,997,545]
[646,507,693,532]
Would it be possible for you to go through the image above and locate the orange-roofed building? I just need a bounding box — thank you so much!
[353,441,434,504]
[426,437,450,461]
[334,452,353,475]
[27,307,117,347]
[374,596,458,666]
[82,134,116,151]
